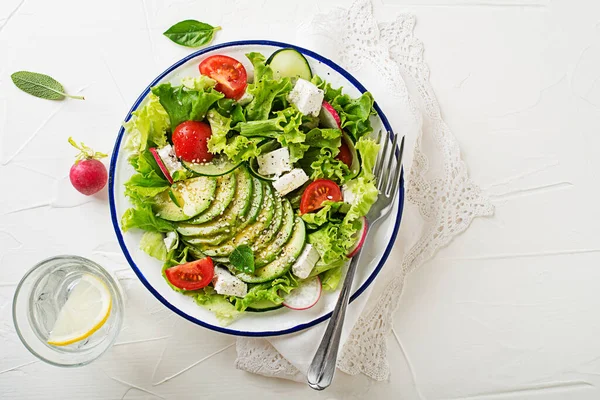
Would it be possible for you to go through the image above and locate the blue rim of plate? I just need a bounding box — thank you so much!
[108,40,405,337]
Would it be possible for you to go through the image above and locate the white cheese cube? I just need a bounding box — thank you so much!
[272,168,309,196]
[163,231,178,252]
[257,147,292,177]
[157,144,183,176]
[291,244,320,279]
[342,184,356,205]
[287,78,324,117]
[213,266,248,297]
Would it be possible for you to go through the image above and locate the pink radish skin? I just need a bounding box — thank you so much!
[68,137,108,196]
[282,276,322,310]
[347,217,368,258]
[319,101,341,129]
[149,147,174,184]
[69,159,108,196]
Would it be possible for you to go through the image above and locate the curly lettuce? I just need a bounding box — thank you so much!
[140,231,167,261]
[125,150,170,199]
[244,52,293,121]
[123,93,170,152]
[207,109,261,163]
[121,204,174,233]
[151,83,224,129]
[234,273,298,312]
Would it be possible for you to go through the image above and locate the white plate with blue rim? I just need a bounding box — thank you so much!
[108,40,404,337]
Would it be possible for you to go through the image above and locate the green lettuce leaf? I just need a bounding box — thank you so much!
[234,273,298,312]
[300,148,349,183]
[321,266,343,291]
[310,257,347,277]
[123,93,170,152]
[151,83,224,129]
[244,52,293,121]
[207,109,231,154]
[125,150,170,199]
[308,223,351,265]
[181,75,216,91]
[206,109,260,163]
[301,201,344,228]
[331,92,375,140]
[343,176,379,223]
[311,75,343,103]
[214,98,245,124]
[355,136,379,179]
[237,107,307,163]
[140,231,167,261]
[124,174,170,198]
[195,287,241,325]
[121,204,174,233]
[223,136,261,163]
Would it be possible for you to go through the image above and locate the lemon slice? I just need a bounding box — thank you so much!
[47,274,112,346]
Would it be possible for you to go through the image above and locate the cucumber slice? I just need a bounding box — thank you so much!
[152,176,217,221]
[254,200,294,267]
[186,173,237,225]
[176,168,253,236]
[182,155,242,176]
[184,231,230,246]
[343,131,361,180]
[244,176,265,225]
[267,48,312,81]
[246,299,284,312]
[236,217,306,283]
[251,196,283,253]
[200,184,275,257]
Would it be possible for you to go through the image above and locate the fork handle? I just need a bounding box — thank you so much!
[307,246,364,390]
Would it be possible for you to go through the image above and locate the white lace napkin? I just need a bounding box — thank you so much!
[235,0,494,382]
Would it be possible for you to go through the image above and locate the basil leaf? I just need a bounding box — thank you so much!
[163,20,221,48]
[229,245,255,274]
[11,71,84,100]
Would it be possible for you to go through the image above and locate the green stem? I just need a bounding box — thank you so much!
[66,93,85,100]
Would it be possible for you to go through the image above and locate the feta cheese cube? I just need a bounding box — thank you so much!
[342,184,356,205]
[157,144,183,176]
[212,266,248,297]
[291,244,320,279]
[287,79,324,117]
[163,231,178,252]
[257,147,292,177]
[272,168,309,196]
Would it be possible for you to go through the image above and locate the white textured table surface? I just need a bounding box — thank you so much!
[2,0,600,399]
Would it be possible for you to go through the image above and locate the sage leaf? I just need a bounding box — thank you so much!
[11,71,84,100]
[229,245,255,274]
[163,20,221,48]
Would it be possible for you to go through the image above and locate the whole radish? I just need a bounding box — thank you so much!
[68,137,108,195]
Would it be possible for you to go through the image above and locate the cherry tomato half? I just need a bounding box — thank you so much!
[336,140,353,168]
[165,257,214,291]
[300,179,342,215]
[199,55,248,100]
[172,121,214,163]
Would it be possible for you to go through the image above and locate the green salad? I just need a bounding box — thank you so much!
[121,49,380,324]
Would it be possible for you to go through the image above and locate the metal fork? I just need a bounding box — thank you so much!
[307,132,405,391]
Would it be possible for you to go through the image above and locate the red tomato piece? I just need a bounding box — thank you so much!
[172,121,214,163]
[300,179,342,215]
[336,140,353,168]
[165,258,215,291]
[199,55,248,100]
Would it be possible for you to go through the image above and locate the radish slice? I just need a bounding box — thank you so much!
[282,276,322,310]
[319,101,341,129]
[149,147,174,184]
[347,216,368,258]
